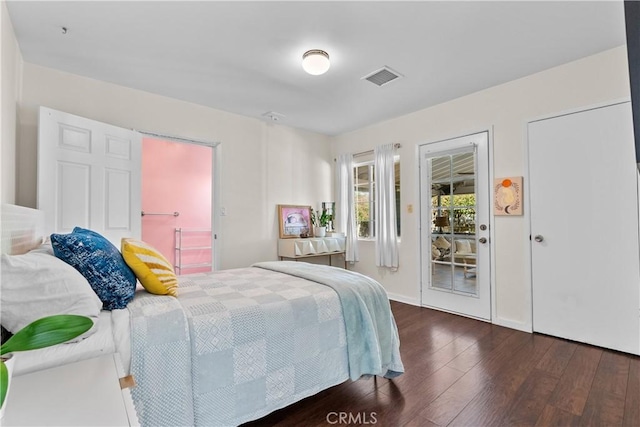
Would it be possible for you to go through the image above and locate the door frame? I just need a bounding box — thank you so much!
[138,130,222,271]
[417,127,496,322]
[523,98,633,335]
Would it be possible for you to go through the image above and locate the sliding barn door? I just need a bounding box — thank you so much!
[38,107,142,246]
[528,101,640,355]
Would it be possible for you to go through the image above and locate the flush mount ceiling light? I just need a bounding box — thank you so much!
[302,49,330,75]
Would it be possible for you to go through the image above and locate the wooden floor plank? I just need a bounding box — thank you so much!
[417,368,490,426]
[244,378,380,426]
[596,351,632,397]
[536,338,578,378]
[579,351,631,426]
[623,356,640,427]
[503,369,560,427]
[535,404,583,426]
[487,334,554,392]
[402,415,440,427]
[547,344,603,415]
[447,334,555,427]
[445,325,516,373]
[580,392,627,427]
[419,331,533,425]
[374,366,465,426]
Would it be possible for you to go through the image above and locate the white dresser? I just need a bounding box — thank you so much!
[278,237,346,268]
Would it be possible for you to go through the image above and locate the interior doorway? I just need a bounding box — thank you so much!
[419,131,492,320]
[142,137,214,274]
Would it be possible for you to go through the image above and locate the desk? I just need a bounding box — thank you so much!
[278,237,347,269]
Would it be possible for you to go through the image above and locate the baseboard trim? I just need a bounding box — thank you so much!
[388,293,533,334]
[421,304,491,323]
[494,317,532,333]
[387,293,420,307]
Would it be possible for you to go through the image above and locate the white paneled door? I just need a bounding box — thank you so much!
[38,107,142,246]
[528,102,640,355]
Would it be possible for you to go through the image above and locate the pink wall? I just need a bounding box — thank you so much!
[142,138,212,273]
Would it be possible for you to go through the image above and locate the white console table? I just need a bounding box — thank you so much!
[278,237,347,268]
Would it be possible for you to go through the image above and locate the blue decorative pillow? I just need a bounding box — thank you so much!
[51,227,136,310]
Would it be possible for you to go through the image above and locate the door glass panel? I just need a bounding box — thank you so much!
[429,151,477,296]
[432,259,454,291]
[355,165,372,238]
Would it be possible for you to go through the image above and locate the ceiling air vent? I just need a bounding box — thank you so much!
[362,66,403,87]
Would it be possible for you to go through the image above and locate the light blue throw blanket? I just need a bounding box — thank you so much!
[253,261,404,380]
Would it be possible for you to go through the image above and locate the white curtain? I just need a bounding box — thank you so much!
[336,154,359,263]
[374,144,399,269]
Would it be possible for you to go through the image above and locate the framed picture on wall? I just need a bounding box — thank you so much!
[494,176,523,215]
[278,205,313,238]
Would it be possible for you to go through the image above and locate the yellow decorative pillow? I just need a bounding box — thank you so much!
[121,238,178,296]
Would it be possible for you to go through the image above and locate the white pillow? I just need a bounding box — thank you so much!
[431,244,441,258]
[28,241,54,255]
[434,236,451,250]
[0,248,101,339]
[455,239,472,254]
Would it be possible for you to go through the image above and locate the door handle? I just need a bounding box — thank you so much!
[478,237,487,244]
[534,235,544,242]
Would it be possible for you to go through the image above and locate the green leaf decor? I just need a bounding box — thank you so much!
[0,314,93,410]
[0,315,92,356]
[0,362,8,411]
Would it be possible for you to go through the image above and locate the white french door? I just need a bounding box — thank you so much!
[419,131,491,320]
[38,107,142,246]
[528,102,640,355]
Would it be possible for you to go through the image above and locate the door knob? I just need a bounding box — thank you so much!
[534,235,544,242]
[478,237,487,244]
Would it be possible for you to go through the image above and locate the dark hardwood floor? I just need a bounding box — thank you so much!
[244,301,640,426]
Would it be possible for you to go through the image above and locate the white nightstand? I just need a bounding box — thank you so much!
[2,353,139,426]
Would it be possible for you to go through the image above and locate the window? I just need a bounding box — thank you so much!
[353,159,401,239]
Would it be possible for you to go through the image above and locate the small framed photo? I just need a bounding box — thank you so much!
[278,204,313,238]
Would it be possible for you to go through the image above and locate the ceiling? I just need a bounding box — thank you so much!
[6,1,627,136]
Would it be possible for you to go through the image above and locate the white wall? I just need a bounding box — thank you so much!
[17,63,332,269]
[1,1,23,204]
[332,46,632,330]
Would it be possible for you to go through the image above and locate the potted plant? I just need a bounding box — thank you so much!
[0,314,93,417]
[311,208,331,237]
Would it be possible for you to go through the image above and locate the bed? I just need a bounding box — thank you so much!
[0,204,404,426]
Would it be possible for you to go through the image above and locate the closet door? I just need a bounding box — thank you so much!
[38,107,142,246]
[528,102,639,355]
